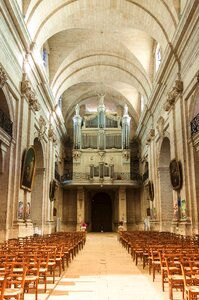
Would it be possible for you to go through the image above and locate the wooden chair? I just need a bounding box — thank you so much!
[47,248,56,284]
[165,256,184,300]
[150,247,161,281]
[3,264,27,300]
[54,245,64,276]
[159,250,168,291]
[181,262,199,300]
[0,274,8,300]
[37,251,49,293]
[62,245,71,268]
[24,259,40,300]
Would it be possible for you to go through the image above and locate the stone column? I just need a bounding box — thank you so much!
[76,186,85,231]
[118,187,127,230]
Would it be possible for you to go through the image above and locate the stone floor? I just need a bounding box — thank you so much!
[27,233,183,300]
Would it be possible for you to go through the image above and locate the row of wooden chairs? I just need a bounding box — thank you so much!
[119,231,199,300]
[0,231,86,300]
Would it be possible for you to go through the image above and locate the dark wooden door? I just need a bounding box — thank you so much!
[91,192,112,232]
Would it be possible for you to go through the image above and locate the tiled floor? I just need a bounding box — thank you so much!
[29,233,183,300]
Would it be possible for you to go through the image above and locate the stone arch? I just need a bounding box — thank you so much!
[158,137,173,231]
[189,85,199,232]
[0,88,13,136]
[0,85,14,123]
[0,89,10,116]
[26,0,177,49]
[0,88,13,239]
[31,138,45,233]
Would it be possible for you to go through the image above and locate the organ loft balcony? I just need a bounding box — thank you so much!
[61,96,142,188]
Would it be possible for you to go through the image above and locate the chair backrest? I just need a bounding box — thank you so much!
[5,264,28,290]
[180,262,193,287]
[0,274,7,300]
[164,255,182,276]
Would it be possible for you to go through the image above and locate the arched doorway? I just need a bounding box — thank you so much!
[91,192,112,232]
[159,137,173,231]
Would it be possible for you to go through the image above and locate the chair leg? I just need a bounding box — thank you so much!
[169,281,173,300]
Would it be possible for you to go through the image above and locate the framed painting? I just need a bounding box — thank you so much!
[49,179,57,201]
[169,159,182,190]
[21,146,36,191]
[145,180,154,201]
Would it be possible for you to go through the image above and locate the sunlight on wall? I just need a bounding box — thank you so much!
[155,43,161,72]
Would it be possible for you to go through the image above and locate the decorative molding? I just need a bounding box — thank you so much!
[122,150,130,161]
[98,151,105,160]
[73,150,81,160]
[0,65,7,88]
[21,74,40,112]
[164,79,183,111]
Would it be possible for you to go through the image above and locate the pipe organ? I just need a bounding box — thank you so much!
[72,96,131,183]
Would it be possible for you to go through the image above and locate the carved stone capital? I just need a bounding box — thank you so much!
[0,65,7,87]
[48,125,57,143]
[37,115,47,140]
[146,129,155,144]
[21,75,31,95]
[163,101,171,111]
[164,79,183,111]
[21,74,40,111]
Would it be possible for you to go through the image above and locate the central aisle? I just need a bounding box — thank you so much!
[48,233,167,300]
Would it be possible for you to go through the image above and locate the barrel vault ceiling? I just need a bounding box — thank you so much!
[23,0,180,128]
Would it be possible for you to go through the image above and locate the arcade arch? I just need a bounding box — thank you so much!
[30,138,45,233]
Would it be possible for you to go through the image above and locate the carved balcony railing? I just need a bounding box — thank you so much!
[61,171,142,185]
[0,109,12,136]
[190,113,199,136]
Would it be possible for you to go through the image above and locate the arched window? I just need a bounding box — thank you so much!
[141,95,144,112]
[42,48,48,68]
[42,44,50,78]
[155,43,161,72]
[58,96,63,110]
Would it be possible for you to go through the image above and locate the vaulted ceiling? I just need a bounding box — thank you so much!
[23,0,180,128]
